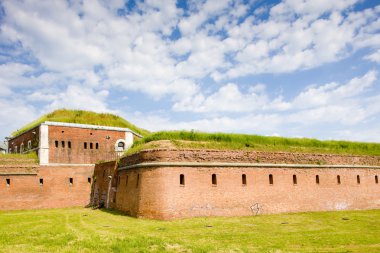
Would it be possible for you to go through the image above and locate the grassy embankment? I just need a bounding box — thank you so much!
[126,131,380,156]
[11,109,150,137]
[0,152,38,164]
[0,208,379,252]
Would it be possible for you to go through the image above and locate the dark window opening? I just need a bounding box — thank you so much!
[90,133,93,135]
[84,142,87,149]
[337,175,341,184]
[39,178,43,186]
[90,142,93,149]
[68,141,71,149]
[55,141,58,148]
[357,175,360,184]
[96,143,99,149]
[212,174,217,185]
[126,175,129,186]
[242,174,247,185]
[61,141,65,148]
[6,178,10,187]
[136,174,140,188]
[293,175,297,185]
[316,175,320,184]
[269,174,273,185]
[69,178,73,185]
[117,141,125,151]
[102,170,105,178]
[180,174,185,186]
[88,177,91,184]
[376,175,379,184]
[61,131,64,133]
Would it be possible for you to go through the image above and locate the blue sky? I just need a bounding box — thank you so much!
[0,0,379,142]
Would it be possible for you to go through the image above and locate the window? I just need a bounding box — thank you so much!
[269,174,273,185]
[117,141,125,151]
[357,175,360,184]
[15,146,17,153]
[84,142,87,149]
[61,141,65,148]
[88,177,91,184]
[55,141,58,148]
[316,175,320,184]
[102,170,105,178]
[9,148,12,153]
[68,141,71,149]
[20,143,24,153]
[180,174,185,186]
[212,174,217,185]
[96,143,99,149]
[136,174,140,188]
[376,175,379,184]
[126,175,129,186]
[39,178,43,186]
[293,175,297,185]
[69,178,73,185]
[90,143,93,149]
[117,176,120,186]
[242,174,247,185]
[27,140,32,150]
[6,178,10,187]
[337,175,341,184]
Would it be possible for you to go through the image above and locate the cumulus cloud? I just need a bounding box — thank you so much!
[0,0,379,142]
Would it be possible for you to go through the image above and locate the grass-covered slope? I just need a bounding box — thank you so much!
[0,208,379,252]
[126,131,380,156]
[12,109,150,137]
[0,153,39,164]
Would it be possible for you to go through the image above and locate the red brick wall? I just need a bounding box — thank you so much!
[113,149,380,220]
[48,126,126,164]
[0,165,94,210]
[8,126,40,154]
[119,149,380,167]
[91,161,117,208]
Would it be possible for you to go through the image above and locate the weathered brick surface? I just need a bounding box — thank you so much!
[48,125,125,164]
[8,126,40,154]
[110,149,380,220]
[0,165,94,210]
[120,149,380,167]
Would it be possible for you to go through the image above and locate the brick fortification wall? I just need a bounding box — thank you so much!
[112,149,380,220]
[0,164,94,210]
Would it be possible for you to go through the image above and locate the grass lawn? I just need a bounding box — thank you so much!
[0,208,379,253]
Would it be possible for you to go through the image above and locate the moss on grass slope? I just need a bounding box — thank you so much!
[126,130,380,156]
[12,109,150,137]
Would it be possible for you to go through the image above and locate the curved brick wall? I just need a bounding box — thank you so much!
[120,149,380,167]
[108,149,380,220]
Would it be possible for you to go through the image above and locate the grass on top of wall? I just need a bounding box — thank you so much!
[0,152,38,163]
[125,130,380,156]
[0,208,379,253]
[11,109,150,137]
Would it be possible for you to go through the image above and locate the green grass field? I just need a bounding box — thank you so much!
[126,130,380,156]
[0,208,379,253]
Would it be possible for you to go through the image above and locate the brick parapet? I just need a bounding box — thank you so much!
[119,149,380,167]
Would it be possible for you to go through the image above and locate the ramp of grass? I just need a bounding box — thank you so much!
[126,131,380,156]
[0,208,379,253]
[11,109,150,137]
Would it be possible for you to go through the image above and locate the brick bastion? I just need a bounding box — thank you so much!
[93,149,380,220]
